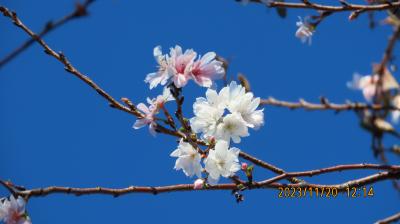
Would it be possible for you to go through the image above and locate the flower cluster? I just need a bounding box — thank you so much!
[145,45,225,89]
[170,81,264,185]
[171,140,241,185]
[190,81,264,143]
[0,196,31,224]
[137,46,264,186]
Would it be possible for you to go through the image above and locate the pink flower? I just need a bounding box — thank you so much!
[145,46,171,89]
[0,196,31,224]
[241,162,248,171]
[133,103,158,136]
[133,87,174,135]
[168,45,197,88]
[193,179,204,189]
[191,52,225,88]
[145,45,225,89]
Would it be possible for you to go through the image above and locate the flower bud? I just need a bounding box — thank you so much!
[193,179,204,189]
[241,162,248,170]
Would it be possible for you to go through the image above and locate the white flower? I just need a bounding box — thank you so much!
[223,82,264,129]
[295,17,314,45]
[391,94,400,123]
[133,87,174,135]
[190,89,225,138]
[190,81,263,143]
[191,52,225,88]
[145,46,172,89]
[347,70,398,102]
[216,112,249,143]
[193,179,204,189]
[347,73,379,101]
[170,140,202,178]
[204,140,241,184]
[0,196,31,224]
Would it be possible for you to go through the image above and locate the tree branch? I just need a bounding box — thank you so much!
[0,0,95,69]
[375,211,400,224]
[0,5,136,116]
[248,0,400,13]
[5,163,398,199]
[260,97,400,112]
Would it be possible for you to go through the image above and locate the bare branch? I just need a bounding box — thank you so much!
[5,163,398,199]
[0,5,136,116]
[375,211,400,224]
[247,0,400,13]
[260,97,400,112]
[0,0,95,69]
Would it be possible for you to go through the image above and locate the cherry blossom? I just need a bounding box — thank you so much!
[295,17,314,45]
[0,196,31,224]
[190,81,264,143]
[347,69,398,102]
[145,45,225,89]
[190,89,225,138]
[145,46,171,89]
[391,94,400,123]
[223,82,264,129]
[204,140,241,184]
[170,140,203,178]
[216,112,249,143]
[133,87,174,135]
[168,45,197,88]
[347,73,379,101]
[191,52,225,88]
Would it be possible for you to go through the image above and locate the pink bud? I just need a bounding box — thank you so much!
[241,163,248,170]
[193,179,204,189]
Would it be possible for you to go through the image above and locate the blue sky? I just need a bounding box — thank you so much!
[0,0,399,223]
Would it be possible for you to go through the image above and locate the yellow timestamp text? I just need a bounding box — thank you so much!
[277,186,375,198]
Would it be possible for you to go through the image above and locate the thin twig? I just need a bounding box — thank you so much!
[0,5,135,116]
[261,97,400,112]
[375,211,400,224]
[0,0,95,69]
[248,0,400,13]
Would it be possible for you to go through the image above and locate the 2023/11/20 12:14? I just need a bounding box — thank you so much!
[277,186,375,198]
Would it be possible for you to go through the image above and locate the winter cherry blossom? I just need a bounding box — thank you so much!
[295,17,314,45]
[190,89,225,139]
[0,196,31,224]
[190,81,264,143]
[204,140,241,184]
[168,45,197,88]
[193,179,204,189]
[191,52,225,88]
[391,94,400,123]
[223,81,264,129]
[347,73,379,101]
[215,112,249,143]
[170,140,203,178]
[144,46,171,89]
[347,70,399,101]
[145,45,225,89]
[133,87,174,135]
